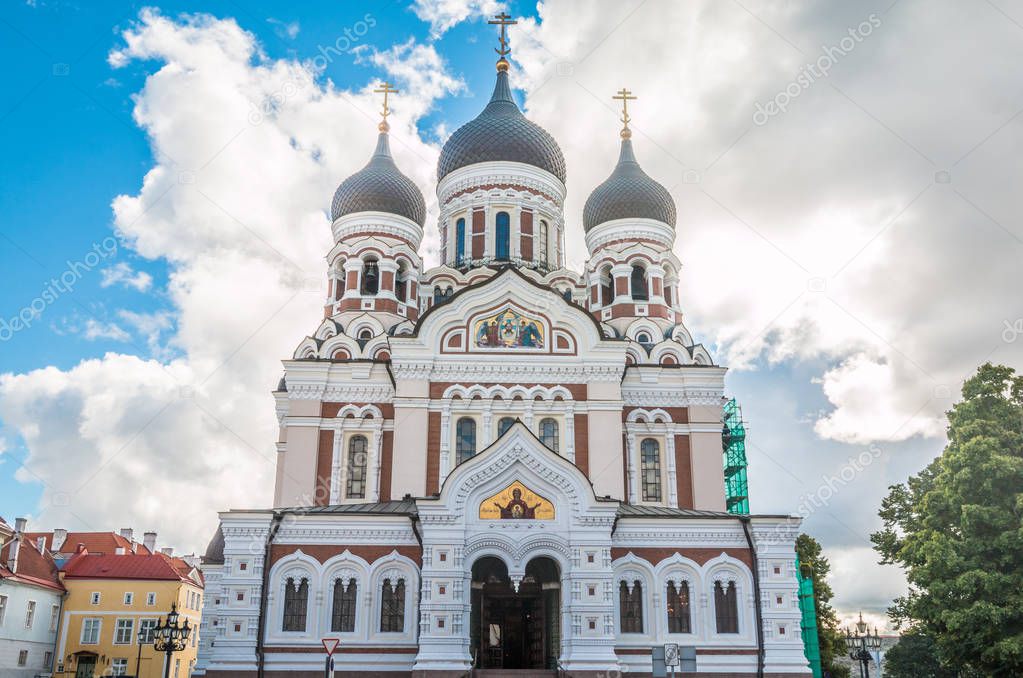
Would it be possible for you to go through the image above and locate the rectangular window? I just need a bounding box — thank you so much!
[146,592,156,606]
[17,650,28,666]
[50,605,60,631]
[112,658,128,676]
[139,618,158,644]
[124,592,134,605]
[43,651,53,669]
[0,595,6,625]
[90,592,101,605]
[239,561,248,571]
[114,618,134,645]
[25,600,35,628]
[81,618,101,644]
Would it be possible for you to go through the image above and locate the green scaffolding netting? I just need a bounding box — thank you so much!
[721,398,749,515]
[796,556,823,678]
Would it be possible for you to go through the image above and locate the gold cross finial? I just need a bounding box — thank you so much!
[612,87,637,138]
[373,81,399,132]
[488,12,518,71]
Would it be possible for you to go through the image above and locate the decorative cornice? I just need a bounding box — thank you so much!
[585,218,676,253]
[331,211,423,249]
[391,361,624,383]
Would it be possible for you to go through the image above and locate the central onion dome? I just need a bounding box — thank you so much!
[437,69,566,183]
[583,137,676,231]
[331,130,427,226]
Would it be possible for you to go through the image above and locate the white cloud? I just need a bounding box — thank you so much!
[267,18,300,40]
[82,319,132,342]
[100,262,153,292]
[0,8,452,553]
[411,0,506,37]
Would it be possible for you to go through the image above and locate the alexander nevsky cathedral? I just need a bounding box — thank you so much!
[194,19,810,678]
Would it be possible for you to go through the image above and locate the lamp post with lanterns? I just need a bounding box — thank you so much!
[152,603,191,678]
[844,612,882,678]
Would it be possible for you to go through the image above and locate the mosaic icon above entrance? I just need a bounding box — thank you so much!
[480,481,555,520]
[473,307,545,349]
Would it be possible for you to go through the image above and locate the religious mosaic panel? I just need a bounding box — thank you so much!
[473,307,545,349]
[479,481,555,520]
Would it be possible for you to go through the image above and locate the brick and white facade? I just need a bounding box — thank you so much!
[196,54,809,678]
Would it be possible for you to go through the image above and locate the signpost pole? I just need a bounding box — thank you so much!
[321,638,340,678]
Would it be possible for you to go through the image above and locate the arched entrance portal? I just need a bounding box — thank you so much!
[470,556,561,670]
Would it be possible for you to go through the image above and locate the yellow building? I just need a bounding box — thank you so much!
[53,544,204,678]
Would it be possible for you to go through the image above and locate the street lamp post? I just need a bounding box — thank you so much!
[135,627,146,678]
[844,612,882,678]
[152,604,191,678]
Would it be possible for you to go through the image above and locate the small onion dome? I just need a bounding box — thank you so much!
[583,138,676,232]
[437,70,566,183]
[330,131,427,226]
[202,525,225,565]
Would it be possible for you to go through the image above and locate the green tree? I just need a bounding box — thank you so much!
[883,628,956,678]
[795,533,850,678]
[872,363,1023,676]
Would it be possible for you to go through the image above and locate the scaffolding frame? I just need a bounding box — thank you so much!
[721,398,749,515]
[796,556,824,678]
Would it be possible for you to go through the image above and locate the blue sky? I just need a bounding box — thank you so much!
[0,0,539,514]
[2,0,1018,624]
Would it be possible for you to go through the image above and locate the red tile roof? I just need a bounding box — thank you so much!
[62,550,201,586]
[23,531,152,555]
[0,537,64,592]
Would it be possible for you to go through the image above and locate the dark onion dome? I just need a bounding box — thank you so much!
[583,138,677,231]
[437,69,566,183]
[202,525,224,565]
[331,131,427,226]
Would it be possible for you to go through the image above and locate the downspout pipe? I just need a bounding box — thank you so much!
[740,516,766,678]
[257,511,284,678]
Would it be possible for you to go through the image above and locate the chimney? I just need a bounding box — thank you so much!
[36,537,46,553]
[52,528,68,551]
[120,528,134,543]
[143,532,157,553]
[7,517,26,573]
[160,547,174,557]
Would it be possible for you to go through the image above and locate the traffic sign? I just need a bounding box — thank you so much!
[322,638,340,656]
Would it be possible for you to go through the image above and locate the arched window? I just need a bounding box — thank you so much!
[282,577,309,632]
[539,418,559,453]
[538,220,549,265]
[395,264,408,302]
[714,580,739,633]
[636,332,652,348]
[456,417,476,463]
[361,259,379,295]
[497,417,515,437]
[640,438,662,502]
[619,580,643,633]
[433,286,444,305]
[561,288,572,302]
[335,265,345,300]
[667,581,691,633]
[495,211,510,261]
[631,264,648,300]
[346,435,368,499]
[600,265,613,306]
[455,217,466,265]
[380,578,405,632]
[331,578,357,632]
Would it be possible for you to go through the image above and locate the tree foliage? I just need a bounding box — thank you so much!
[871,363,1023,676]
[795,533,851,678]
[882,628,957,678]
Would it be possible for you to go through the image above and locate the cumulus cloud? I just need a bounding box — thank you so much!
[100,262,153,292]
[411,0,506,37]
[82,319,132,342]
[0,8,451,552]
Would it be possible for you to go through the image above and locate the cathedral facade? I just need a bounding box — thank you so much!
[195,38,809,678]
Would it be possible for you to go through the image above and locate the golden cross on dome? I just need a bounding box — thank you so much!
[612,87,637,138]
[488,12,517,64]
[373,81,399,131]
